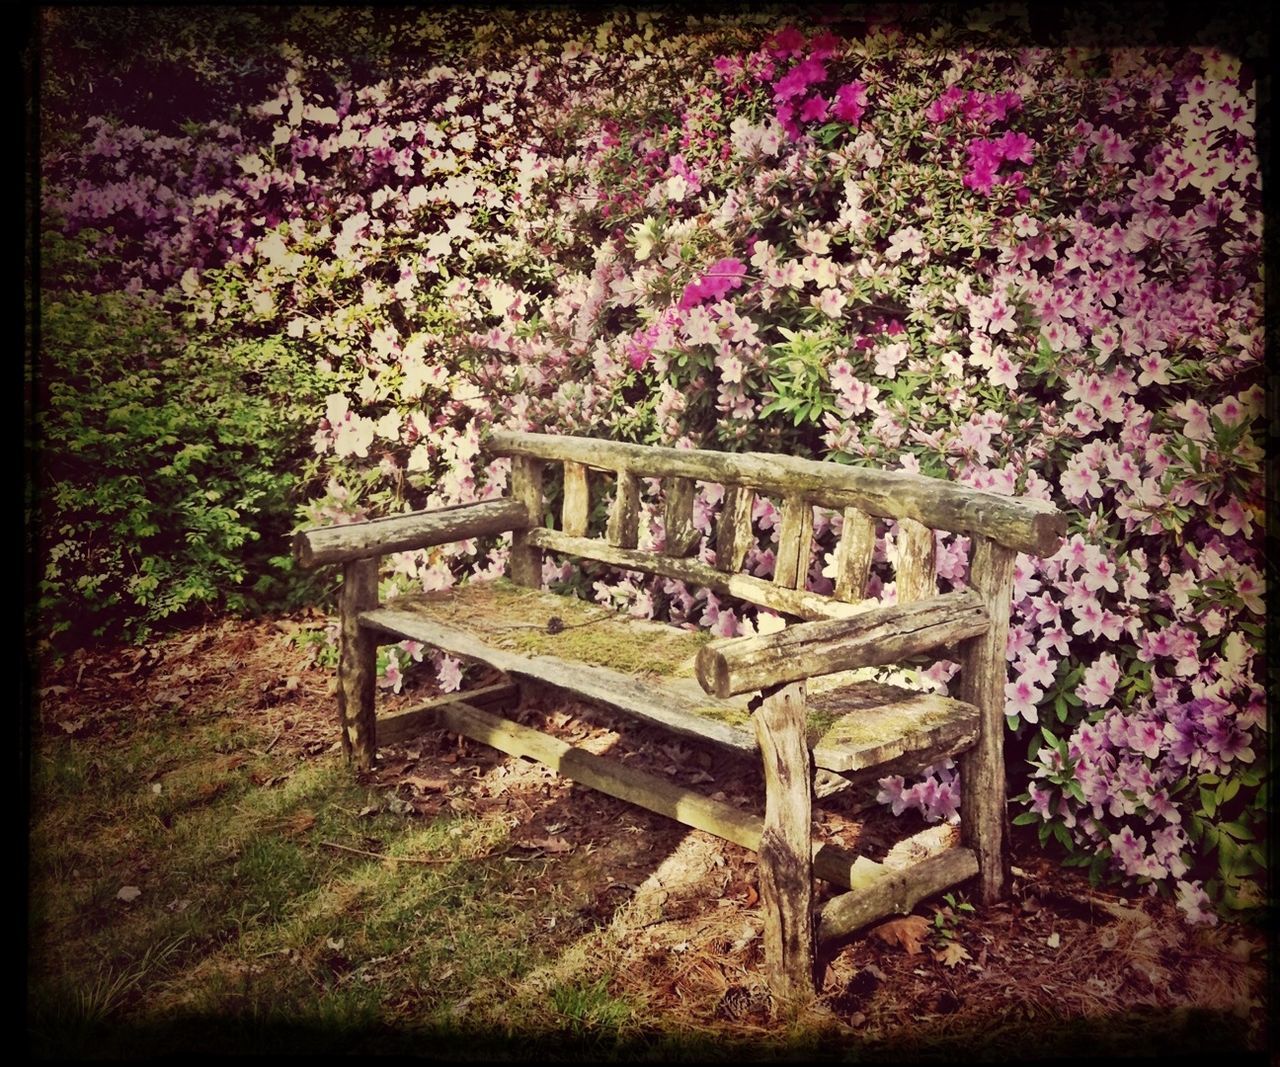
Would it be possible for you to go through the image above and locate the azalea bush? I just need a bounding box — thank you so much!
[38,6,1266,920]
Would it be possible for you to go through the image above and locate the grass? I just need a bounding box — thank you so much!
[24,675,670,1054]
[27,622,1269,1060]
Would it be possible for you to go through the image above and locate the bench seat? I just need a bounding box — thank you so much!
[359,578,981,777]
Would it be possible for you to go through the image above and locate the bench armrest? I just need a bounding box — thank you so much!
[694,589,990,698]
[293,497,531,568]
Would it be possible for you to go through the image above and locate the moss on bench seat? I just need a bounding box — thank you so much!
[365,578,980,775]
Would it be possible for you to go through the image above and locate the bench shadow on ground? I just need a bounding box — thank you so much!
[366,670,935,1029]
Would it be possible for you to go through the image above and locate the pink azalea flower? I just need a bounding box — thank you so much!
[1076,653,1120,707]
[1215,497,1252,537]
[437,654,463,693]
[1005,677,1043,723]
[1175,880,1219,926]
[1017,648,1059,689]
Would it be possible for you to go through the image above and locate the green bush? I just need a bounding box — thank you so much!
[34,237,334,648]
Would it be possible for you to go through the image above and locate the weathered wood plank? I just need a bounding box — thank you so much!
[957,537,1018,905]
[375,682,520,746]
[561,461,590,538]
[773,495,814,591]
[715,484,755,572]
[807,686,981,774]
[696,589,990,698]
[832,507,875,602]
[816,847,979,945]
[895,517,936,604]
[509,456,544,588]
[526,529,869,621]
[338,557,380,770]
[606,469,640,549]
[489,431,1065,556]
[426,698,880,890]
[754,682,816,1005]
[663,476,699,557]
[359,605,757,756]
[294,498,530,569]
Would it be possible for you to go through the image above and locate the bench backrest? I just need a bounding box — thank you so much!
[489,430,1064,621]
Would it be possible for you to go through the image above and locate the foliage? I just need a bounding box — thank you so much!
[34,233,334,647]
[36,4,1268,919]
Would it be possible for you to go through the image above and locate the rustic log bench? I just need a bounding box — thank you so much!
[294,430,1065,1003]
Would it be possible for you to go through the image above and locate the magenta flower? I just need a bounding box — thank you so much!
[799,94,830,123]
[772,57,827,103]
[765,25,806,59]
[677,257,747,310]
[998,130,1037,165]
[832,81,868,125]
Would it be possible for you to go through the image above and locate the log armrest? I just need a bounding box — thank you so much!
[293,497,531,569]
[694,589,990,699]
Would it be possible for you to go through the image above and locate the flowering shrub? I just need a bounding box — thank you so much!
[39,7,1265,919]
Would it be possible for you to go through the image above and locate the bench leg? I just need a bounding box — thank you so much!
[753,680,816,1007]
[957,538,1017,905]
[338,556,379,771]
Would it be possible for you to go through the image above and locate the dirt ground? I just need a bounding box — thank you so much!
[29,612,1271,1059]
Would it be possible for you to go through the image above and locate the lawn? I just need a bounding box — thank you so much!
[27,616,1269,1060]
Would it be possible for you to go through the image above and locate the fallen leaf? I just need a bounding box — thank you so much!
[117,885,142,903]
[871,915,931,956]
[1099,926,1119,950]
[151,782,163,795]
[405,776,450,794]
[326,937,345,951]
[283,810,316,836]
[58,718,88,736]
[935,941,971,968]
[527,836,573,854]
[1046,931,1061,949]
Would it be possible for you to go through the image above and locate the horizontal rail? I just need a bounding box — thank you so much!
[429,699,887,890]
[818,847,979,945]
[489,430,1065,557]
[695,589,990,698]
[293,497,530,568]
[525,528,870,621]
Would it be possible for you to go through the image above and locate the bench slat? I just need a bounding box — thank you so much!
[359,603,757,757]
[561,461,590,538]
[606,469,640,549]
[662,476,699,557]
[715,484,755,573]
[773,495,814,591]
[509,456,544,587]
[832,507,876,602]
[895,517,936,603]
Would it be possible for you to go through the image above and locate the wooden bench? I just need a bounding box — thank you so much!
[294,430,1065,1003]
